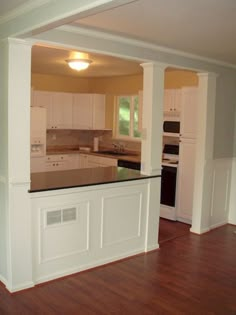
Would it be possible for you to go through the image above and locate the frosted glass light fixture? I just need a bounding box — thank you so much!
[66,59,92,71]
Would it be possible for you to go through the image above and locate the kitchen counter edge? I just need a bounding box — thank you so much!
[29,166,160,193]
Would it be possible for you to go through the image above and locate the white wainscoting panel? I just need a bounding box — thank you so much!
[101,192,142,248]
[31,180,152,285]
[40,202,89,263]
[209,158,232,229]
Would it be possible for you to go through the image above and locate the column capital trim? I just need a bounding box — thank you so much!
[197,72,219,79]
[8,38,33,48]
[140,62,168,70]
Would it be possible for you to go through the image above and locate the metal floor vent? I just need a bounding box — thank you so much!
[46,207,77,226]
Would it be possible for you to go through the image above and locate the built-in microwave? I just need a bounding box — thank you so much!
[163,118,180,136]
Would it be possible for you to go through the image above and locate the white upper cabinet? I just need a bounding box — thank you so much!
[73,93,105,130]
[73,93,93,129]
[92,94,106,130]
[32,91,106,130]
[180,87,198,139]
[51,92,73,129]
[164,89,181,114]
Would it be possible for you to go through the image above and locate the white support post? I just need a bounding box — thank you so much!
[140,62,166,176]
[140,62,167,250]
[191,73,217,234]
[6,39,33,292]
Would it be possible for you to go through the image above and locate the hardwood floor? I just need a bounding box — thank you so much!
[158,218,190,244]
[1,224,236,314]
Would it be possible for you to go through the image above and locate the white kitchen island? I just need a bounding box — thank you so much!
[30,167,161,285]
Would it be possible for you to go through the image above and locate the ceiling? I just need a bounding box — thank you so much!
[2,0,236,78]
[31,45,143,78]
[74,0,236,66]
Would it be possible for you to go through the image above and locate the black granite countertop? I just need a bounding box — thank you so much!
[29,167,160,193]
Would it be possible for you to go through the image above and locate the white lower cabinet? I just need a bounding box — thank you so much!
[31,157,46,173]
[45,154,79,171]
[80,154,117,168]
[31,154,117,173]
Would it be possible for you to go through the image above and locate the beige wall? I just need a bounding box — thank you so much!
[31,73,90,93]
[165,69,198,88]
[89,74,143,94]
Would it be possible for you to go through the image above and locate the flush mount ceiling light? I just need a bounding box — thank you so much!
[66,59,92,71]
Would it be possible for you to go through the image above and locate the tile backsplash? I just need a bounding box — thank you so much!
[47,129,141,153]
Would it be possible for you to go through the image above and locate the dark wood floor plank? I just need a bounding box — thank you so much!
[0,224,236,314]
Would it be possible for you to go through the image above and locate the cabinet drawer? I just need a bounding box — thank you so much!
[46,155,68,162]
[45,161,66,171]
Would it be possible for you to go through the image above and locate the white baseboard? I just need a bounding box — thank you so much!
[35,248,145,285]
[6,281,35,293]
[190,227,210,235]
[0,275,8,287]
[160,204,176,221]
[209,221,228,230]
[145,244,159,252]
[177,217,192,225]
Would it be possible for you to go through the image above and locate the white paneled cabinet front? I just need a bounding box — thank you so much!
[177,138,196,223]
[73,93,105,129]
[31,181,148,284]
[50,92,73,129]
[31,157,46,173]
[164,89,181,114]
[180,87,198,138]
[73,93,93,129]
[78,154,117,168]
[32,91,105,130]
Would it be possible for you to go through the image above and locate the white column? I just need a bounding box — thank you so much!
[140,62,167,250]
[191,72,217,234]
[140,62,167,176]
[6,39,33,292]
[0,40,9,286]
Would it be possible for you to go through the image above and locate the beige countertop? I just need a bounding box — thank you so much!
[46,148,141,163]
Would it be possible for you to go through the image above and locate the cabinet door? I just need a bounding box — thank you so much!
[78,154,89,168]
[67,154,79,169]
[174,89,182,112]
[31,157,45,173]
[92,94,105,129]
[32,91,52,108]
[180,87,198,138]
[31,107,46,141]
[73,94,93,129]
[32,91,53,129]
[52,92,73,129]
[164,89,181,113]
[176,138,196,223]
[164,89,173,112]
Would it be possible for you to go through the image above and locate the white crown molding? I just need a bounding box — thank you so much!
[0,0,51,25]
[58,25,236,70]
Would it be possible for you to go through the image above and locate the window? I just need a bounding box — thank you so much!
[116,95,141,140]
